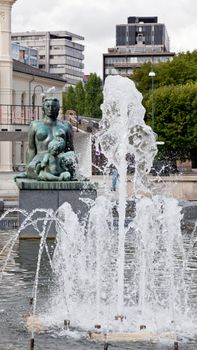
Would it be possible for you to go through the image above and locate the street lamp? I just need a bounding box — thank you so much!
[148,70,156,132]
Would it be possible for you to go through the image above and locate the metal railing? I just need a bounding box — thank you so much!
[0,105,42,125]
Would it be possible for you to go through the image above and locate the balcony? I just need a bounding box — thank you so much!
[0,105,42,125]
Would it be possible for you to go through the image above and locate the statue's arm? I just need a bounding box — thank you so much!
[26,123,36,165]
[41,153,49,168]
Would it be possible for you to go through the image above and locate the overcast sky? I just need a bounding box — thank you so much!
[12,0,197,77]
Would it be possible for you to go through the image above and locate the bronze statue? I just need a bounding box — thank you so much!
[24,97,77,181]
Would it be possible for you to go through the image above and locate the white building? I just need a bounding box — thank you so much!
[0,59,67,171]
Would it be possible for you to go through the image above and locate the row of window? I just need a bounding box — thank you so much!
[51,47,84,59]
[113,46,165,53]
[12,35,45,41]
[64,74,82,81]
[50,39,84,51]
[50,64,65,69]
[67,56,82,64]
[49,64,83,73]
[105,55,171,64]
[48,55,83,66]
[105,68,133,75]
[50,45,83,53]
[65,65,83,72]
[34,46,45,50]
[40,55,84,72]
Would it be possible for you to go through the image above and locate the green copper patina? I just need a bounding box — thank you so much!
[21,97,79,181]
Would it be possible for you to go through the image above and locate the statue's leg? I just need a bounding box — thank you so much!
[59,171,71,181]
[26,164,39,180]
[38,171,60,181]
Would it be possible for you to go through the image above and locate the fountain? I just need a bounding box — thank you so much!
[0,76,197,349]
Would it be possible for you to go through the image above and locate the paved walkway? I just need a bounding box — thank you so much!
[0,172,19,200]
[0,172,197,202]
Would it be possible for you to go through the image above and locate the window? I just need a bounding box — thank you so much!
[21,92,26,106]
[51,46,62,50]
[136,33,144,44]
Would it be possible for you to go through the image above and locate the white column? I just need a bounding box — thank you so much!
[0,0,17,171]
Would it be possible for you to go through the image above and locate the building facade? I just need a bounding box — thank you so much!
[103,16,175,80]
[11,30,85,88]
[0,59,67,171]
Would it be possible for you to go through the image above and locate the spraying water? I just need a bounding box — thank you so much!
[97,76,157,316]
[40,76,195,336]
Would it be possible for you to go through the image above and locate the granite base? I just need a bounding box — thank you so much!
[15,179,97,239]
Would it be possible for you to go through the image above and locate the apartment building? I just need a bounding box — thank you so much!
[12,30,85,88]
[103,16,175,80]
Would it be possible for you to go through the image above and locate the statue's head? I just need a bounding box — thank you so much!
[48,137,65,156]
[42,97,60,120]
[60,151,77,170]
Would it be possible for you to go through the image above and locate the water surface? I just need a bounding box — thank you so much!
[0,230,197,350]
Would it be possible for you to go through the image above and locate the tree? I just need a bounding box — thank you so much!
[62,86,76,113]
[132,50,197,96]
[84,73,103,118]
[131,51,197,162]
[145,83,197,160]
[75,81,85,115]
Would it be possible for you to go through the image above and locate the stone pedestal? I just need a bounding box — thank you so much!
[15,179,97,239]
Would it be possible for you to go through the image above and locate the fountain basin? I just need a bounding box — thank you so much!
[89,331,176,342]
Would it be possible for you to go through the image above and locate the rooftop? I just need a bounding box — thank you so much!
[128,16,158,24]
[13,59,66,82]
[12,30,84,41]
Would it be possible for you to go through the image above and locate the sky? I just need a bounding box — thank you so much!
[12,0,197,78]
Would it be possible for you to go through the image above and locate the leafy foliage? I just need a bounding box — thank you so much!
[75,81,85,115]
[133,50,197,95]
[62,73,103,118]
[84,73,103,118]
[132,51,197,161]
[62,86,76,113]
[145,83,197,160]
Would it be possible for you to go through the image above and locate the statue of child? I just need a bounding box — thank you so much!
[58,151,78,181]
[37,137,71,181]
